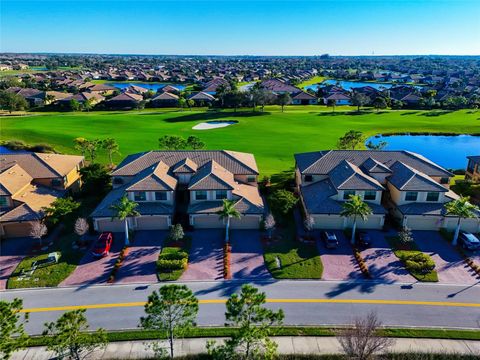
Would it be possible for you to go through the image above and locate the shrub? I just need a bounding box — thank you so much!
[401,253,435,273]
[268,189,298,216]
[157,249,188,272]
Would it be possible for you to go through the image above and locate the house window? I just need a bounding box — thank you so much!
[195,191,207,200]
[467,160,475,173]
[134,191,146,201]
[247,176,256,183]
[343,190,355,200]
[216,190,228,200]
[155,191,167,201]
[405,192,418,201]
[426,192,439,202]
[304,175,313,182]
[440,177,449,185]
[0,197,8,208]
[364,191,377,201]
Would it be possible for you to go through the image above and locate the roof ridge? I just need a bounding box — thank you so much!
[32,153,62,177]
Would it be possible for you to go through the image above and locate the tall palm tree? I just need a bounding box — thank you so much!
[102,138,120,166]
[110,195,140,246]
[445,197,479,246]
[216,199,241,243]
[340,195,372,245]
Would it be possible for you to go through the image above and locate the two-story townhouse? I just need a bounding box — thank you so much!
[91,151,265,232]
[295,150,480,232]
[465,156,480,182]
[0,153,85,238]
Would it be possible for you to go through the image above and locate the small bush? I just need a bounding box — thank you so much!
[401,253,435,273]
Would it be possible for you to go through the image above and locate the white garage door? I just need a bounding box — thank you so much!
[406,217,439,231]
[2,222,31,238]
[231,216,260,229]
[96,218,125,232]
[136,216,169,230]
[312,215,344,229]
[193,215,224,229]
[459,218,480,233]
[353,215,384,230]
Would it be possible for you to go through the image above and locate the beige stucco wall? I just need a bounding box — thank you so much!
[127,190,174,205]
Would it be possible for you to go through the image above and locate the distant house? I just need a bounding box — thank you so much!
[0,64,12,71]
[106,92,143,109]
[260,78,301,94]
[466,156,480,182]
[6,87,45,107]
[86,83,117,95]
[161,85,180,94]
[189,92,216,105]
[151,92,179,107]
[60,92,105,105]
[0,153,84,238]
[323,92,351,105]
[202,78,228,93]
[400,93,422,106]
[291,91,318,105]
[124,85,149,95]
[45,91,72,104]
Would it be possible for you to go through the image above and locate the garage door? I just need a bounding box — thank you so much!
[96,218,125,232]
[231,216,260,229]
[312,215,344,229]
[2,222,31,238]
[136,216,169,230]
[459,218,480,233]
[353,215,384,230]
[192,215,224,229]
[406,217,439,231]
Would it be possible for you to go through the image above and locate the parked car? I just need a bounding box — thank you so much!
[92,232,113,257]
[355,231,371,248]
[322,231,339,249]
[459,232,480,250]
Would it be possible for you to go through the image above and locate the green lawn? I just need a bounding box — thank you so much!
[7,233,86,289]
[1,108,479,176]
[296,75,327,88]
[263,216,323,279]
[387,236,438,282]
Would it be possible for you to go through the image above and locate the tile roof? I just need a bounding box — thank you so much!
[387,161,448,192]
[328,160,384,191]
[188,160,236,190]
[0,164,32,196]
[108,92,143,102]
[295,150,451,177]
[153,92,179,100]
[360,157,392,174]
[189,92,216,101]
[172,157,198,173]
[0,153,84,179]
[0,203,40,222]
[112,150,258,177]
[126,161,177,191]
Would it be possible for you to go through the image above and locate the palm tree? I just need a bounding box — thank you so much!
[102,138,120,166]
[340,195,372,245]
[110,195,140,246]
[216,199,241,243]
[445,197,479,246]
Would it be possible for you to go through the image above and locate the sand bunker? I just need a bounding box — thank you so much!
[192,121,238,130]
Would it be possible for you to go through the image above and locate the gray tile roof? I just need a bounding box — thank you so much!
[112,150,258,177]
[187,198,264,215]
[328,160,384,191]
[0,203,40,222]
[360,157,392,174]
[172,157,198,173]
[388,161,448,192]
[397,202,447,216]
[300,179,385,215]
[126,162,177,191]
[295,150,452,177]
[188,161,236,190]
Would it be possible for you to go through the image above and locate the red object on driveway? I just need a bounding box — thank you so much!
[92,232,113,258]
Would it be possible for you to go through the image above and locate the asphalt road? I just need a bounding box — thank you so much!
[2,279,480,335]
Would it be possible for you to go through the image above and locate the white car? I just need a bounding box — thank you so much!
[459,232,480,250]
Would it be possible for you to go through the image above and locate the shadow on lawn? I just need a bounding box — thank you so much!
[419,110,454,117]
[161,111,270,123]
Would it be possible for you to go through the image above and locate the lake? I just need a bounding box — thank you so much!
[305,80,394,92]
[107,82,186,92]
[365,134,480,170]
[0,146,29,154]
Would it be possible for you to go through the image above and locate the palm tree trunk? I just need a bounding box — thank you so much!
[124,218,130,246]
[452,218,461,246]
[225,217,230,244]
[351,217,357,245]
[109,151,113,166]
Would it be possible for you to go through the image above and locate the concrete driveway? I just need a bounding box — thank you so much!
[116,230,165,284]
[230,230,272,280]
[60,233,124,287]
[0,237,33,290]
[413,231,480,284]
[316,230,361,281]
[180,230,223,281]
[361,230,414,283]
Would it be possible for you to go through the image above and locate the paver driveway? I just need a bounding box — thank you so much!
[316,230,361,281]
[361,230,414,283]
[116,230,165,284]
[413,231,480,284]
[230,230,271,280]
[181,230,223,281]
[0,237,32,290]
[60,233,124,287]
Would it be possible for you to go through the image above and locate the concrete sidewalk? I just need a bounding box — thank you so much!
[11,337,480,359]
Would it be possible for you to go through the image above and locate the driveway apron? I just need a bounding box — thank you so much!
[0,237,32,290]
[230,230,272,280]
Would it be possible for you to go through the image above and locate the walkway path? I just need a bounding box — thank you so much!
[11,337,480,359]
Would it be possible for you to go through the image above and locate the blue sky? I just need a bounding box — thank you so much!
[2,0,479,55]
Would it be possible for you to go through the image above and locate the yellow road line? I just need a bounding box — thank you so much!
[21,298,480,313]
